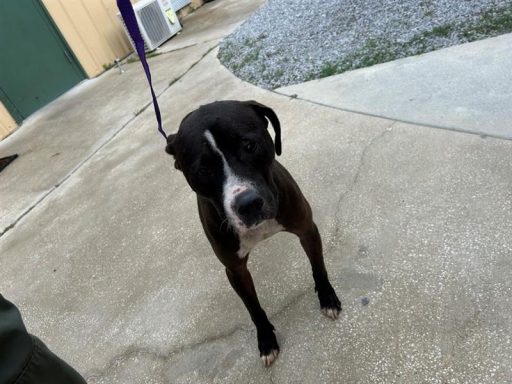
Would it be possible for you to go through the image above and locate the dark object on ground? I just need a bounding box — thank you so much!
[0,295,86,384]
[165,100,342,366]
[361,296,370,306]
[0,154,18,173]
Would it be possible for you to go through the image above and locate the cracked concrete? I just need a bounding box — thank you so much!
[330,125,395,247]
[1,0,512,383]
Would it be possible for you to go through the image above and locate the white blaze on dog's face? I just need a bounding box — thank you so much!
[204,130,283,258]
[204,130,251,231]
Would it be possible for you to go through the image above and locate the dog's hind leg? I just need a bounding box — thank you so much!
[225,260,279,366]
[298,222,342,319]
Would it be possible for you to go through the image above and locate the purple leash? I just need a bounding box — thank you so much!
[117,0,167,140]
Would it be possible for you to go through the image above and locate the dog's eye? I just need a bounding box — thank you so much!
[243,141,257,153]
[197,167,210,176]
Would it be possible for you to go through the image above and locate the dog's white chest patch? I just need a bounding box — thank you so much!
[237,219,283,258]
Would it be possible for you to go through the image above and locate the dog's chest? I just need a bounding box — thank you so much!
[237,219,283,258]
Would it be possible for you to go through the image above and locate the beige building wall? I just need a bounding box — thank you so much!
[0,102,17,139]
[42,0,134,78]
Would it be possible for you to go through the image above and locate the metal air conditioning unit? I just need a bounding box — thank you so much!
[118,0,182,52]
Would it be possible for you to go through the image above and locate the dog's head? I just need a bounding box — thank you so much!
[166,100,282,233]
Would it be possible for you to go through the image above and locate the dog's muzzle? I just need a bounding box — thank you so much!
[233,190,267,227]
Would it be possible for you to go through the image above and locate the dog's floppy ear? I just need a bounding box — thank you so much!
[165,133,181,171]
[243,100,282,156]
[165,133,176,156]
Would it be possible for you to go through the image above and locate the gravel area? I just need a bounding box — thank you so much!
[218,0,512,89]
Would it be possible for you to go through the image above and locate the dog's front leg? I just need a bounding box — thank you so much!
[225,260,279,366]
[299,223,342,319]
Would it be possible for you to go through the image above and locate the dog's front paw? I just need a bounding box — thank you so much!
[318,285,342,320]
[261,347,279,367]
[257,328,279,367]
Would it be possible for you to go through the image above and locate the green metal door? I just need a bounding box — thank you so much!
[0,1,85,123]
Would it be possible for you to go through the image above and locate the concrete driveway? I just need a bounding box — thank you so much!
[0,1,511,383]
[277,33,512,140]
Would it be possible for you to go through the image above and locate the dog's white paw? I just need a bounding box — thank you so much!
[261,349,279,367]
[322,307,340,320]
[319,287,342,320]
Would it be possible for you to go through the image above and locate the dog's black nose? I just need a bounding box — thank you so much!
[235,190,264,223]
